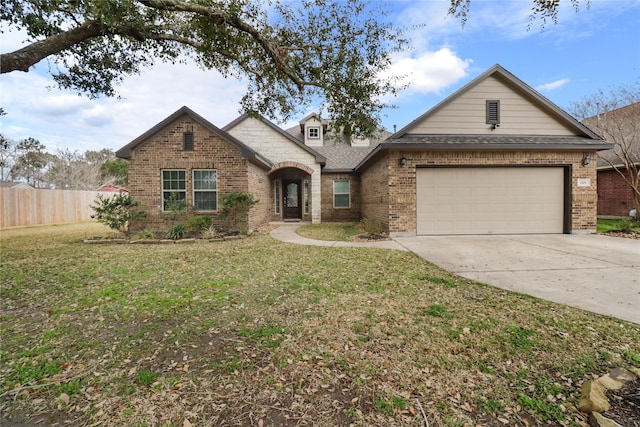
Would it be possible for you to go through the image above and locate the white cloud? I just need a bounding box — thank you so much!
[29,94,91,117]
[385,48,472,95]
[536,78,570,92]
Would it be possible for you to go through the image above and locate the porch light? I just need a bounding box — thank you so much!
[400,156,407,167]
[582,153,591,166]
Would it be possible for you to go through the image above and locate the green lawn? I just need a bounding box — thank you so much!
[1,222,639,426]
[597,217,640,233]
[297,222,362,241]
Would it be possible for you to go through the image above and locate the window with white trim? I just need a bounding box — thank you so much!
[193,169,217,211]
[162,170,186,211]
[303,180,310,214]
[274,179,281,214]
[333,179,350,208]
[308,127,320,139]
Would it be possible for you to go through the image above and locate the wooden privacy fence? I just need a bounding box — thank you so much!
[0,188,110,229]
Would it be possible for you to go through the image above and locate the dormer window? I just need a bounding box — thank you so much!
[183,132,194,151]
[308,127,320,139]
[486,100,500,125]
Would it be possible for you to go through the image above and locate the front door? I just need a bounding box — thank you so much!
[283,180,302,219]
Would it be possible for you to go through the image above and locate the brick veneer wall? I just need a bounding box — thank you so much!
[320,172,361,222]
[127,115,262,233]
[360,156,390,231]
[361,150,599,235]
[247,161,272,230]
[597,169,635,216]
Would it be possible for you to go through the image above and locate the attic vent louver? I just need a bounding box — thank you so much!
[486,100,500,125]
[183,132,194,151]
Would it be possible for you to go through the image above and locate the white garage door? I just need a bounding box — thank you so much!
[416,167,565,235]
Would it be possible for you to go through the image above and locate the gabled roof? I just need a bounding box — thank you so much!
[285,126,391,171]
[116,106,273,169]
[391,64,602,140]
[223,113,326,165]
[356,64,614,171]
[299,112,328,126]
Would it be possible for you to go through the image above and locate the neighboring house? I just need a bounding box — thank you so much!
[0,181,33,189]
[582,102,639,217]
[97,184,129,193]
[116,64,611,235]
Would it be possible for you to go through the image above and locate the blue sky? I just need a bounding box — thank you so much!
[1,0,639,154]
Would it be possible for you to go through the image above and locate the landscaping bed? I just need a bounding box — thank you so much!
[597,218,640,239]
[1,222,639,426]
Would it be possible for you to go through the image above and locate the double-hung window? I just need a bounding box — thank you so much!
[193,169,217,211]
[162,170,186,210]
[333,179,350,208]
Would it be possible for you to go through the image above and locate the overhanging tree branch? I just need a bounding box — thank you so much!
[1,21,105,72]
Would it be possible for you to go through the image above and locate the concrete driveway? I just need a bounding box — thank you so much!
[394,234,640,324]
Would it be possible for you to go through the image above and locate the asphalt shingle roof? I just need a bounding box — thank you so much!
[285,128,391,170]
[387,134,612,148]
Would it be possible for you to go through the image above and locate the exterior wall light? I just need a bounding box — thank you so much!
[400,156,407,167]
[582,153,591,166]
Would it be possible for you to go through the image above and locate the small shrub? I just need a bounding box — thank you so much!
[619,218,639,232]
[167,224,186,240]
[361,217,382,236]
[201,225,219,239]
[220,191,257,234]
[91,193,146,235]
[132,229,155,240]
[186,215,212,233]
[162,192,190,225]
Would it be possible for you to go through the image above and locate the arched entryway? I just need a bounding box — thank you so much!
[269,163,314,221]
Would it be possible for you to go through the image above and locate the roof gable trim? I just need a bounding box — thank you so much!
[392,64,602,140]
[116,106,273,169]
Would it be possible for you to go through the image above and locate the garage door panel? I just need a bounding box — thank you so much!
[416,167,564,235]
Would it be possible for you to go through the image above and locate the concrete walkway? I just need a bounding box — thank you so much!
[269,223,407,250]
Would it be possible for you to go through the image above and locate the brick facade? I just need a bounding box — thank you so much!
[225,117,322,223]
[247,161,272,230]
[320,172,362,222]
[360,155,390,231]
[127,115,269,233]
[360,150,599,236]
[597,169,636,216]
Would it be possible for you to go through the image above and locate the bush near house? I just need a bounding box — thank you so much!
[90,192,146,235]
[220,191,257,234]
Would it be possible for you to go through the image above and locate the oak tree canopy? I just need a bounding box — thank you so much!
[0,0,586,136]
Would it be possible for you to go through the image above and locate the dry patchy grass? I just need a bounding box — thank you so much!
[296,222,362,241]
[1,222,639,426]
